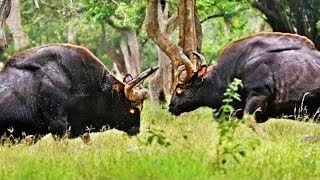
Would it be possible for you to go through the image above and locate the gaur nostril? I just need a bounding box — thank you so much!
[128,126,140,136]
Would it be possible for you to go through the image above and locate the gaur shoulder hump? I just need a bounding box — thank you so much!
[217,32,315,63]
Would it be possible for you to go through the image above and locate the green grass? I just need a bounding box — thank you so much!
[1,102,320,179]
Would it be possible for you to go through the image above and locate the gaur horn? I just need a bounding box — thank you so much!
[179,51,196,82]
[179,51,206,83]
[191,51,207,67]
[124,66,159,102]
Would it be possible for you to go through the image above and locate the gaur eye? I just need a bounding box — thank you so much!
[129,107,136,114]
[176,87,184,95]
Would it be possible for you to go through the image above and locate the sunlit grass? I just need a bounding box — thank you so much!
[1,101,320,179]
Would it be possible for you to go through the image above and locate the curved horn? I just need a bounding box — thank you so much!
[179,51,196,81]
[191,51,207,66]
[124,66,159,101]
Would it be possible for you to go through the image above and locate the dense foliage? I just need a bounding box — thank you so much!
[2,0,265,68]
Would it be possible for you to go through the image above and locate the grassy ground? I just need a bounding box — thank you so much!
[1,102,320,179]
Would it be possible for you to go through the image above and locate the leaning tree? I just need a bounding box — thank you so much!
[147,0,178,105]
[146,0,203,105]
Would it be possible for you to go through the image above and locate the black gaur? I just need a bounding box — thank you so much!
[0,44,158,140]
[169,32,320,123]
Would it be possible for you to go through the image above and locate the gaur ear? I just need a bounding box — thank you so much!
[197,65,207,78]
[123,74,133,84]
[112,81,124,93]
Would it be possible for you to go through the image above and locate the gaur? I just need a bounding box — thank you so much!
[169,32,320,122]
[0,44,158,140]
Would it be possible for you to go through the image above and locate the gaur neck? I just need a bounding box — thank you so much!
[202,73,225,109]
[201,67,233,109]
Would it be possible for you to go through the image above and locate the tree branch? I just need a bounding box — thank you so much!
[145,0,182,66]
[105,19,130,31]
[166,12,178,34]
[200,7,249,23]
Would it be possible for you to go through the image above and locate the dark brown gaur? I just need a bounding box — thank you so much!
[169,32,320,126]
[0,44,158,141]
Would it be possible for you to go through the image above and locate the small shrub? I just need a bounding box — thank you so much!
[214,78,260,172]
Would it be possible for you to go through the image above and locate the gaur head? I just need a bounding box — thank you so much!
[169,65,208,116]
[109,67,158,135]
[169,51,209,116]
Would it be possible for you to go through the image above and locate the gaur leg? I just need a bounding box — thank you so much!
[48,115,68,140]
[41,97,69,140]
[39,70,71,140]
[40,85,69,140]
[40,90,69,140]
[244,94,269,138]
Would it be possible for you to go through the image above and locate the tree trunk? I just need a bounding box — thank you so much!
[250,0,320,49]
[177,0,201,79]
[102,26,141,78]
[106,48,127,77]
[0,62,3,71]
[149,48,172,105]
[6,0,29,51]
[124,30,140,77]
[119,29,141,77]
[146,0,202,105]
[223,17,231,39]
[0,0,11,52]
[67,21,76,43]
[148,0,178,105]
[120,38,132,75]
[178,0,200,56]
[146,0,184,67]
[251,0,295,33]
[99,23,126,77]
[194,6,202,52]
